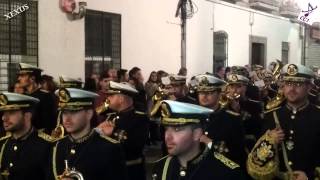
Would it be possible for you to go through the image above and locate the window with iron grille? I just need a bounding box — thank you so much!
[213,31,228,73]
[282,42,289,64]
[0,0,38,91]
[85,10,121,78]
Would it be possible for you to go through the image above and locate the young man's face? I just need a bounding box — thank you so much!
[133,70,144,83]
[62,109,91,134]
[18,74,32,88]
[198,91,220,108]
[165,125,200,156]
[283,81,311,104]
[2,110,26,132]
[99,78,111,91]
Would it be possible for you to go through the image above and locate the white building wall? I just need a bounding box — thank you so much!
[38,0,302,81]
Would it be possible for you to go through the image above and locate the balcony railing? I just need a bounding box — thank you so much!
[249,0,280,12]
[279,1,300,18]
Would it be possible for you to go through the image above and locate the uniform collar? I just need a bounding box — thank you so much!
[68,129,95,144]
[12,127,34,141]
[187,143,209,165]
[285,100,309,113]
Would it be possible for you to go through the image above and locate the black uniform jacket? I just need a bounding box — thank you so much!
[205,107,247,168]
[261,102,320,179]
[49,130,127,180]
[0,129,52,180]
[29,88,57,133]
[152,145,246,180]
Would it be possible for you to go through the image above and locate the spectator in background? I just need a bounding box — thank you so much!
[118,69,129,82]
[157,70,168,86]
[94,73,113,124]
[225,66,231,80]
[83,77,97,92]
[107,68,118,81]
[178,67,187,76]
[145,71,160,145]
[214,66,226,80]
[40,74,57,93]
[129,67,147,112]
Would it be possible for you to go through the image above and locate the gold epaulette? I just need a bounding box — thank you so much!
[247,130,278,179]
[38,131,62,142]
[0,134,11,141]
[225,110,240,116]
[263,106,281,114]
[214,152,239,169]
[135,111,146,115]
[152,155,170,164]
[100,135,119,144]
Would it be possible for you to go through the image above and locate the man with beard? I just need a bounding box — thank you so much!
[161,74,197,104]
[151,100,246,180]
[17,63,56,134]
[194,74,247,168]
[247,64,320,180]
[0,92,52,180]
[48,88,127,180]
[96,81,149,180]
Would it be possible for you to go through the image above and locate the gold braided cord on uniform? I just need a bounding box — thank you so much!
[315,167,320,180]
[162,156,172,180]
[52,141,60,180]
[273,111,294,179]
[283,76,309,82]
[0,138,10,170]
[0,104,30,111]
[247,130,278,180]
[59,101,93,110]
[161,117,200,125]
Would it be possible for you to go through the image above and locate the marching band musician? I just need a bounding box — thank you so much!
[151,100,246,180]
[48,88,127,180]
[96,81,149,180]
[247,64,320,180]
[194,74,247,169]
[0,92,52,180]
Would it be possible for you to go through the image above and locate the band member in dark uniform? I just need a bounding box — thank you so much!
[194,74,247,168]
[225,72,263,151]
[48,88,127,180]
[161,74,197,104]
[0,92,53,180]
[151,100,246,180]
[247,64,320,180]
[17,63,57,134]
[96,81,149,180]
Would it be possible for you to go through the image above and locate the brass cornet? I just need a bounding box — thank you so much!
[219,91,240,109]
[96,99,110,115]
[58,160,84,180]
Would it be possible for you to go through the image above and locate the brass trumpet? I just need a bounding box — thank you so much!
[266,90,285,110]
[96,99,110,115]
[51,111,64,139]
[219,91,240,109]
[58,160,84,180]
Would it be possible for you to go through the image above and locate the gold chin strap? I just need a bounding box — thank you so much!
[273,111,294,179]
